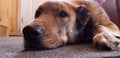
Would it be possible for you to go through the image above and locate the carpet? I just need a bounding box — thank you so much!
[0,37,120,58]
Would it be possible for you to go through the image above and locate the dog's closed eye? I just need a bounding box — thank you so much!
[56,11,68,18]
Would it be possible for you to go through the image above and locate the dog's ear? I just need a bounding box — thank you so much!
[75,5,94,41]
[76,5,91,26]
[35,6,43,18]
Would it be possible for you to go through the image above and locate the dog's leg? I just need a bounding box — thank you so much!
[75,0,120,50]
[93,25,120,50]
[85,0,120,50]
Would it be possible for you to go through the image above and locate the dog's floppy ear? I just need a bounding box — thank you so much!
[76,5,91,26]
[75,5,94,42]
[35,6,43,18]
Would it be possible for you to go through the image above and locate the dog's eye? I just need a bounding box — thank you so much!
[57,11,68,17]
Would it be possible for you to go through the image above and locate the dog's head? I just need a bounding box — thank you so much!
[22,1,92,50]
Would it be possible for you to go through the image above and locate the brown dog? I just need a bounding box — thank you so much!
[23,0,120,50]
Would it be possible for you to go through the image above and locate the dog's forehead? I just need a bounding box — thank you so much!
[41,1,70,10]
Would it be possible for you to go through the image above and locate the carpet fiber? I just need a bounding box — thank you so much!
[0,37,120,58]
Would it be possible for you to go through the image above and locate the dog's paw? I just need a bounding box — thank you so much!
[93,32,120,50]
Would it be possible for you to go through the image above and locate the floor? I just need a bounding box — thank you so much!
[0,37,120,58]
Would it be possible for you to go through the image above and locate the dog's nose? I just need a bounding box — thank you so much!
[22,25,44,40]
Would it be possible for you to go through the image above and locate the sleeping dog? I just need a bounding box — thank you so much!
[23,0,120,50]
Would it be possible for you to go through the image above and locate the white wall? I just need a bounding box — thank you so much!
[20,0,33,32]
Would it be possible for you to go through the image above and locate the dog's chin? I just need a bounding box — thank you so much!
[24,43,64,51]
[24,41,53,51]
[24,45,54,51]
[24,36,65,51]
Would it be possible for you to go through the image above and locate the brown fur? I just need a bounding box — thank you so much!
[23,0,120,50]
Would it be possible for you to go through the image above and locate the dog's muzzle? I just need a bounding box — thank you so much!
[22,25,65,50]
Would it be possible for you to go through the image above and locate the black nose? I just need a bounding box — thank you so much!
[22,25,44,40]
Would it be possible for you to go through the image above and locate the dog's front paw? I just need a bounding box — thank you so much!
[93,32,120,50]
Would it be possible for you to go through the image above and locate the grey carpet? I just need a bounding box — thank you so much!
[0,37,120,58]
